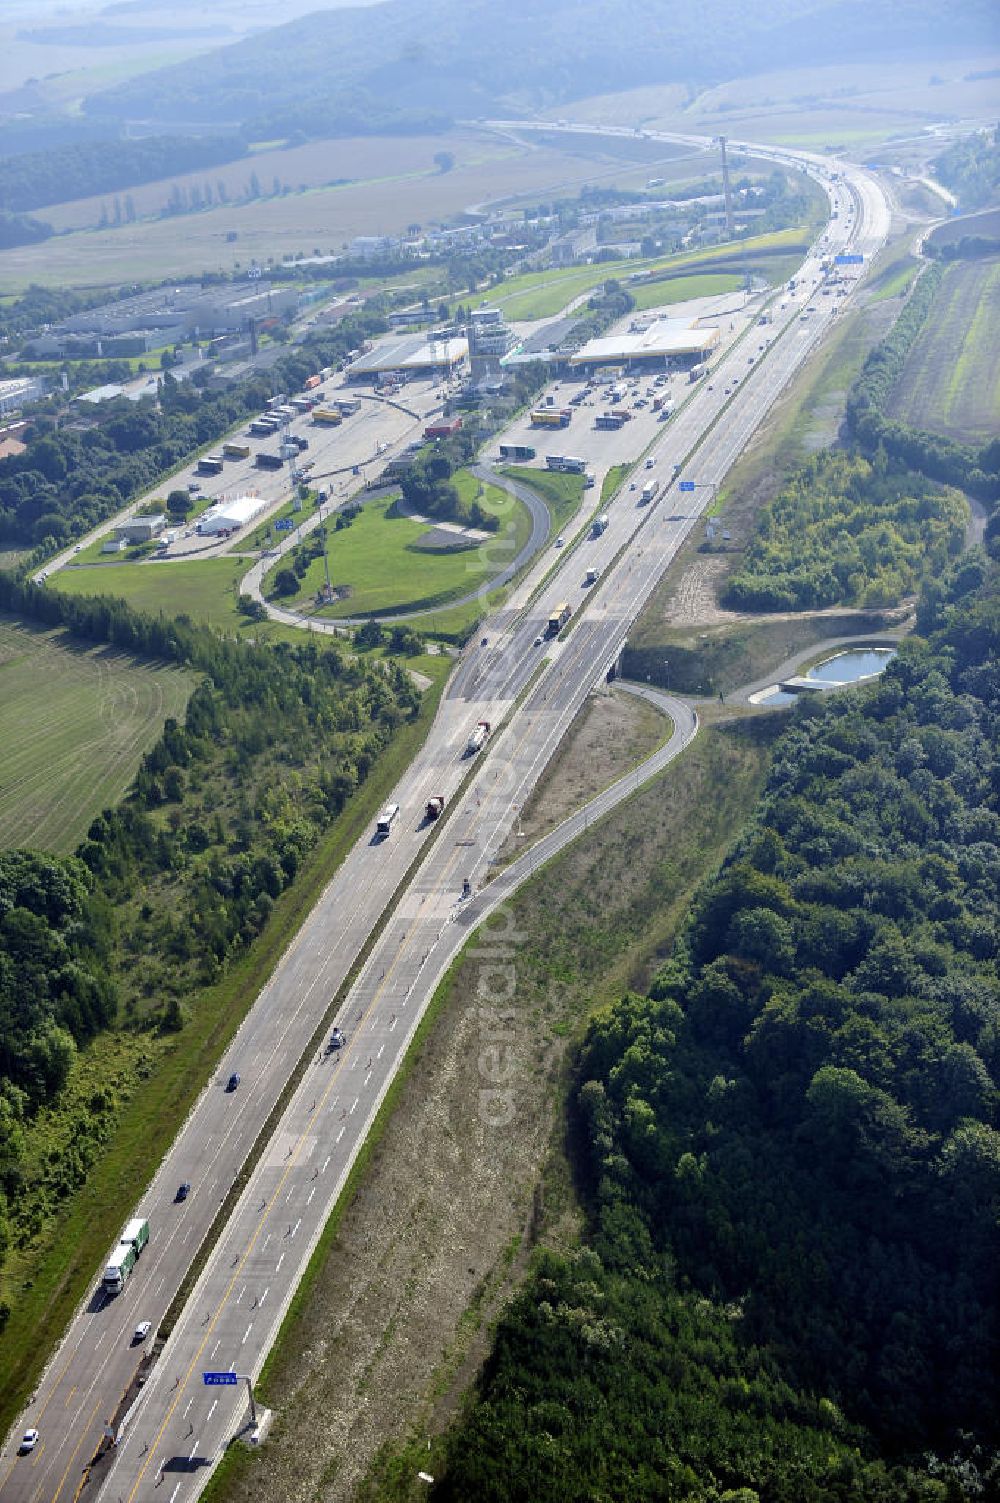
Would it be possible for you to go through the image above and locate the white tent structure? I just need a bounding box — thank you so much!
[196,493,268,536]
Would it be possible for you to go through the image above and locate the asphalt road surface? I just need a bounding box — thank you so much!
[0,138,888,1503]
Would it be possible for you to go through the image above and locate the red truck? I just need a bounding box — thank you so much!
[425,795,446,820]
[424,418,463,439]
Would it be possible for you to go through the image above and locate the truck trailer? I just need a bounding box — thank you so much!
[102,1242,137,1295]
[547,601,571,635]
[222,441,251,460]
[465,720,491,756]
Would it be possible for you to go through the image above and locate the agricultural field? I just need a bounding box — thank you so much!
[553,54,1000,152]
[886,256,1000,443]
[0,612,194,855]
[0,132,655,294]
[276,481,530,620]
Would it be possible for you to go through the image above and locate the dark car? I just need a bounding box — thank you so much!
[175,1182,191,1202]
[327,1027,345,1052]
[226,1073,240,1092]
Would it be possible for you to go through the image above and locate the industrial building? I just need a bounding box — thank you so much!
[346,332,468,382]
[52,282,298,345]
[115,514,166,544]
[196,494,268,537]
[569,316,721,374]
[0,377,45,416]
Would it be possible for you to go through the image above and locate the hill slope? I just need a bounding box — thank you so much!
[80,0,1000,135]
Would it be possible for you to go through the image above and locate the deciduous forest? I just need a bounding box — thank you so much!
[439,558,1000,1500]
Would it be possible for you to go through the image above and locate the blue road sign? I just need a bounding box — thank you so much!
[678,480,696,493]
[274,518,294,531]
[834,253,864,265]
[203,1372,238,1386]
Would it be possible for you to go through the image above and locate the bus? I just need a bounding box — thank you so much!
[498,443,536,463]
[197,454,224,475]
[547,601,571,635]
[546,456,587,474]
[530,408,571,428]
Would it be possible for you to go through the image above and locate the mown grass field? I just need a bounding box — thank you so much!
[495,228,811,321]
[0,612,194,854]
[886,256,1000,443]
[282,478,530,619]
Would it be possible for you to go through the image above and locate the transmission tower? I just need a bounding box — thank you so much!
[716,135,735,237]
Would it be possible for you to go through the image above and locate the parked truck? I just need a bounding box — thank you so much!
[425,795,446,820]
[465,720,491,756]
[222,441,251,460]
[197,454,224,475]
[255,452,284,470]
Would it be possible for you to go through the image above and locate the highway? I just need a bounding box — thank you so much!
[0,136,889,1503]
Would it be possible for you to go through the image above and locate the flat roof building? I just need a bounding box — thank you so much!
[569,316,721,372]
[347,333,468,381]
[116,514,166,544]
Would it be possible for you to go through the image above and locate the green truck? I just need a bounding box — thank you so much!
[102,1218,149,1295]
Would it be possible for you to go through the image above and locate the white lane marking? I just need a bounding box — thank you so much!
[210,1341,220,1358]
[388,1017,397,1032]
[242,1324,252,1346]
[188,1442,198,1461]
[365,1071,373,1087]
[260,1287,269,1306]
[169,1483,181,1503]
[321,1156,331,1173]
[307,1187,316,1205]
[94,1332,107,1350]
[336,1128,345,1144]
[183,1399,194,1418]
[236,1287,244,1304]
[292,1218,301,1237]
[276,1253,284,1272]
[350,1097,359,1115]
[377,1044,385,1060]
[208,1399,218,1421]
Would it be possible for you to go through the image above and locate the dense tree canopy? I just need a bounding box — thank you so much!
[723,448,966,611]
[440,566,1000,1500]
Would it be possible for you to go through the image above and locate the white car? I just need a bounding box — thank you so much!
[133,1320,152,1344]
[555,535,565,547]
[19,1429,38,1454]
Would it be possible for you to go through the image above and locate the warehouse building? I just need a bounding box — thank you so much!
[569,316,721,374]
[346,332,468,383]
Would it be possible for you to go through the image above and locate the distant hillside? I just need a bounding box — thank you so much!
[81,0,1000,137]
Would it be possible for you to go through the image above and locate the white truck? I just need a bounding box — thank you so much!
[639,481,659,505]
[466,721,491,756]
[375,803,399,836]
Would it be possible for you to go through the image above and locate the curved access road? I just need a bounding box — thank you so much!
[239,461,554,631]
